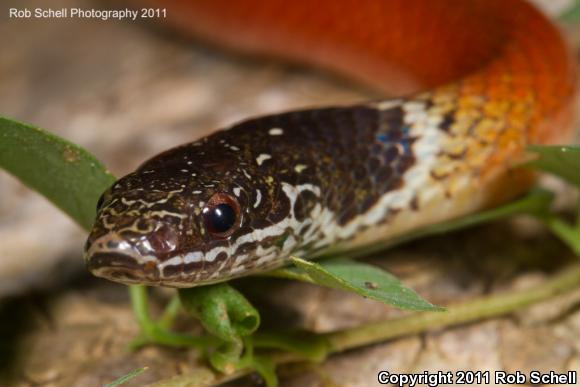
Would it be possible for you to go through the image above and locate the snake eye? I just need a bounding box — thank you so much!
[203,193,241,238]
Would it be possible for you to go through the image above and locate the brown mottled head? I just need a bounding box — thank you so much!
[84,128,294,286]
[85,105,416,287]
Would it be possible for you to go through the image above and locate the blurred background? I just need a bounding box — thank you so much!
[1,0,579,386]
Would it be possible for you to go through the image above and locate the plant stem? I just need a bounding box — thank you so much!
[158,294,182,330]
[128,285,213,349]
[152,263,580,386]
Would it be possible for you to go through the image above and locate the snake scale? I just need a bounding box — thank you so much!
[85,0,576,287]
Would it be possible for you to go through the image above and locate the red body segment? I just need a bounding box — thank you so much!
[151,0,575,130]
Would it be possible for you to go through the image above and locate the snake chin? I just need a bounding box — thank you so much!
[91,266,159,286]
[84,247,158,286]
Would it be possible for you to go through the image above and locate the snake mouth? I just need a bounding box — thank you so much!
[86,251,162,286]
[84,216,183,286]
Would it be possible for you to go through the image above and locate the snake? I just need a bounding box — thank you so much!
[84,0,576,287]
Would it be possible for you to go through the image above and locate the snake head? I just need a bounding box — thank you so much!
[84,125,311,287]
[84,168,190,286]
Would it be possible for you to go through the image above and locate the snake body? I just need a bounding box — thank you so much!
[85,0,576,287]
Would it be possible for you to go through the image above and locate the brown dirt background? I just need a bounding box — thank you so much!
[1,0,580,386]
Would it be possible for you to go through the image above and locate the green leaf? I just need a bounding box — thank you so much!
[268,190,553,310]
[276,188,554,310]
[289,257,442,311]
[524,145,580,254]
[269,190,552,310]
[541,214,580,256]
[526,145,580,187]
[0,116,115,230]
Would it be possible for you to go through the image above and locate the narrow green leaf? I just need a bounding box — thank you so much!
[541,215,580,256]
[0,116,115,230]
[105,366,148,387]
[290,257,442,311]
[526,145,580,187]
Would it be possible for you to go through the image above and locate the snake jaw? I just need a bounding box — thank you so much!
[86,250,160,286]
[84,218,181,286]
